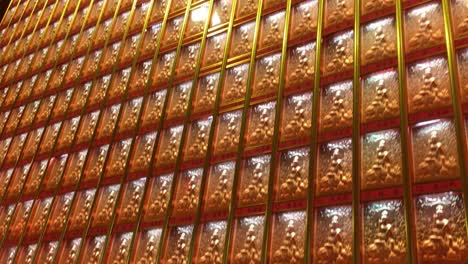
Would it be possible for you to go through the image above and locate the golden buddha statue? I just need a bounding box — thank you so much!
[272,220,304,263]
[365,140,400,188]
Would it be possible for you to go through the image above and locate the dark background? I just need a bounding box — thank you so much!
[0,0,12,28]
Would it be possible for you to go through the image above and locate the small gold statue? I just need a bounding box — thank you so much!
[206,39,223,65]
[255,60,278,95]
[147,180,169,219]
[417,131,457,181]
[420,203,466,262]
[262,19,282,47]
[0,209,12,239]
[234,224,261,264]
[294,5,316,36]
[31,202,51,237]
[120,185,142,223]
[239,0,256,17]
[88,239,104,264]
[411,67,449,112]
[167,21,181,44]
[249,108,274,145]
[288,49,313,86]
[233,30,252,56]
[187,124,208,160]
[10,208,29,239]
[272,220,304,263]
[365,26,396,63]
[167,232,188,264]
[279,155,308,200]
[143,95,164,126]
[71,195,92,230]
[175,175,199,215]
[317,214,352,264]
[49,198,71,233]
[159,133,180,166]
[199,228,223,264]
[65,241,79,264]
[319,148,351,194]
[109,144,129,177]
[44,244,57,264]
[365,140,400,188]
[283,100,311,139]
[156,58,173,84]
[112,237,130,264]
[207,169,231,210]
[169,89,189,118]
[87,149,106,181]
[133,137,153,171]
[136,235,158,264]
[197,78,216,111]
[122,104,139,131]
[217,117,240,153]
[24,246,35,264]
[366,210,405,264]
[133,65,150,92]
[327,0,353,25]
[322,90,352,130]
[95,190,117,226]
[326,39,353,74]
[100,108,118,138]
[364,79,398,122]
[457,16,468,36]
[179,46,197,75]
[241,163,268,204]
[109,72,128,99]
[408,12,443,51]
[225,70,246,102]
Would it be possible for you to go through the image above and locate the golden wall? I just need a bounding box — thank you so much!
[0,0,467,262]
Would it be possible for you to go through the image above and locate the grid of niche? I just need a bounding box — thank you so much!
[0,0,467,262]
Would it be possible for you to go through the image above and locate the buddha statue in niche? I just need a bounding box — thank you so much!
[199,228,223,264]
[241,162,268,205]
[249,108,274,145]
[279,155,308,200]
[408,12,443,51]
[411,67,449,112]
[316,214,352,264]
[326,39,353,74]
[136,234,159,264]
[272,220,304,263]
[364,26,396,64]
[364,79,398,122]
[420,203,466,262]
[322,90,352,130]
[147,180,170,220]
[207,169,231,210]
[167,232,189,264]
[365,139,400,188]
[417,130,457,181]
[366,209,405,264]
[234,224,261,264]
[319,148,351,194]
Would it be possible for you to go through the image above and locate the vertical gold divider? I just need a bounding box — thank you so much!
[0,0,85,258]
[305,0,324,261]
[259,0,291,263]
[395,0,417,261]
[151,0,207,261]
[441,0,468,237]
[183,0,235,261]
[352,0,361,262]
[220,0,265,262]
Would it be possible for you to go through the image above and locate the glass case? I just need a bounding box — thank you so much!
[319,80,353,132]
[281,92,313,140]
[231,216,264,263]
[246,101,276,147]
[172,168,204,217]
[238,154,271,207]
[276,147,309,201]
